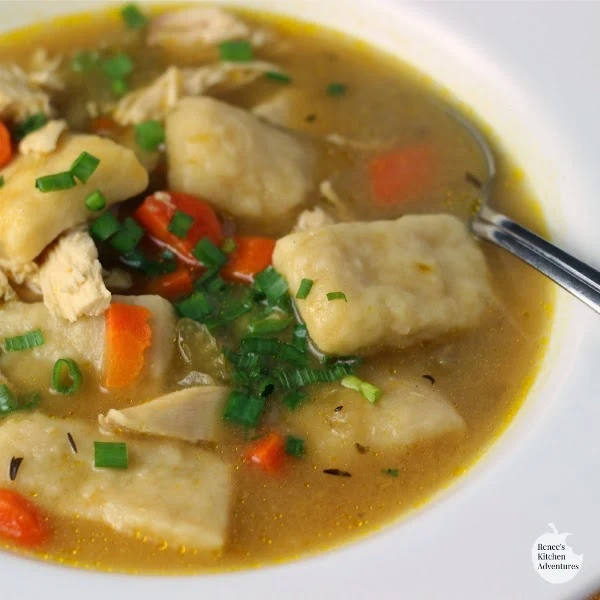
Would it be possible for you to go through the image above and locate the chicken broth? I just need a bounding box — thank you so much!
[0,4,552,574]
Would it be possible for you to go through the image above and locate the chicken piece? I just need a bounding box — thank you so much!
[99,385,230,443]
[27,49,64,91]
[273,214,493,356]
[19,119,67,155]
[38,227,111,322]
[0,269,15,302]
[286,375,466,466]
[166,97,315,221]
[0,414,233,551]
[293,207,335,232]
[0,133,148,262]
[113,62,280,126]
[0,258,41,296]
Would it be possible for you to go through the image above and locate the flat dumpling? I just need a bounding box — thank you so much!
[273,214,493,356]
[166,97,315,221]
[0,414,233,551]
[0,133,148,262]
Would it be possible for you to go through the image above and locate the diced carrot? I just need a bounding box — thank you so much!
[103,303,152,389]
[0,488,50,547]
[368,142,435,205]
[0,122,13,169]
[145,265,193,299]
[221,237,276,284]
[245,432,285,473]
[89,116,118,135]
[134,191,223,264]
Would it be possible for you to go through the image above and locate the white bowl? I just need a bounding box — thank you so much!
[3,1,600,598]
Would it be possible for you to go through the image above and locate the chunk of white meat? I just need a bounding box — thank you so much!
[113,62,280,126]
[99,385,230,443]
[0,414,233,551]
[0,133,148,262]
[286,376,466,466]
[293,206,335,232]
[102,268,133,291]
[27,49,64,92]
[166,97,315,221]
[0,269,15,302]
[0,259,41,303]
[273,214,493,355]
[19,119,67,155]
[39,227,111,322]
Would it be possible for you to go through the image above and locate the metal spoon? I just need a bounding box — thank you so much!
[451,109,600,314]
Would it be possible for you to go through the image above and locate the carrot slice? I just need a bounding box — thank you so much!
[245,432,286,473]
[368,142,435,205]
[0,488,50,547]
[134,192,223,264]
[145,265,193,299]
[221,237,276,284]
[0,122,13,169]
[103,303,152,389]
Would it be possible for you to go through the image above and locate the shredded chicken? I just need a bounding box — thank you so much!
[293,207,336,232]
[38,227,111,322]
[27,49,64,91]
[19,119,67,155]
[113,62,281,125]
[0,258,41,297]
[0,269,16,302]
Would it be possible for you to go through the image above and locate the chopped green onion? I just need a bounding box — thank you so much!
[52,358,82,395]
[247,314,293,335]
[108,217,144,253]
[89,212,121,241]
[221,237,237,254]
[4,329,45,352]
[134,120,165,151]
[70,50,100,73]
[275,364,354,389]
[110,78,129,98]
[283,389,308,411]
[296,278,314,299]
[102,53,134,79]
[70,151,100,184]
[119,248,175,275]
[285,435,305,458]
[167,210,194,239]
[13,113,47,140]
[327,82,347,96]
[280,343,308,365]
[35,171,76,193]
[94,441,128,469]
[227,351,263,370]
[0,176,4,188]
[219,298,253,323]
[218,39,253,62]
[0,385,40,416]
[292,324,308,352]
[223,390,265,428]
[175,292,212,321]
[193,237,228,269]
[205,274,228,294]
[266,71,292,84]
[241,336,280,355]
[85,189,106,211]
[254,266,288,304]
[327,291,347,302]
[121,3,147,29]
[382,468,399,477]
[341,375,381,404]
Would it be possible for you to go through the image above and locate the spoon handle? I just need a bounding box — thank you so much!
[473,207,600,313]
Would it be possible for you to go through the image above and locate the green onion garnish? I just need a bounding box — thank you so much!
[218,39,253,62]
[254,266,288,304]
[167,210,194,239]
[0,385,40,416]
[175,292,212,321]
[102,53,134,79]
[279,343,308,365]
[85,189,106,211]
[193,237,228,269]
[248,314,293,335]
[4,329,45,352]
[241,336,281,355]
[134,120,165,151]
[282,389,307,411]
[121,3,147,29]
[221,237,236,254]
[0,176,4,188]
[223,390,265,428]
[35,171,76,193]
[13,113,47,141]
[94,441,128,469]
[108,217,143,253]
[266,71,292,84]
[382,468,399,477]
[110,78,129,98]
[70,50,100,73]
[291,323,308,352]
[327,291,347,302]
[327,82,347,96]
[285,435,305,458]
[296,278,314,299]
[70,151,100,184]
[52,358,82,395]
[274,364,354,389]
[341,375,381,404]
[89,212,121,241]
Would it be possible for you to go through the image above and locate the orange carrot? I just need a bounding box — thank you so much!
[134,192,223,264]
[0,488,50,547]
[89,116,118,135]
[221,237,276,284]
[146,265,193,299]
[103,303,152,389]
[368,142,435,205]
[0,122,13,169]
[245,433,285,473]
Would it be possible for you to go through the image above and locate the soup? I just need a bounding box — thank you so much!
[0,4,552,574]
